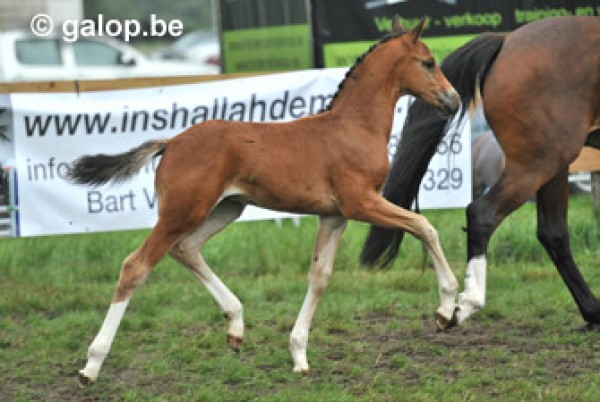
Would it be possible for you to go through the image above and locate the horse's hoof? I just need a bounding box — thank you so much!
[293,367,310,376]
[77,371,95,388]
[585,321,600,331]
[227,334,243,353]
[435,307,459,331]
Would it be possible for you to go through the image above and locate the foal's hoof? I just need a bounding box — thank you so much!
[293,367,310,376]
[435,307,459,331]
[77,371,95,388]
[227,334,243,353]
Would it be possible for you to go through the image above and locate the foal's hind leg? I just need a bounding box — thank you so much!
[169,200,247,350]
[536,168,600,324]
[290,215,346,373]
[79,220,180,385]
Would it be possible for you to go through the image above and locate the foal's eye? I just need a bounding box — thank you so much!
[422,59,436,70]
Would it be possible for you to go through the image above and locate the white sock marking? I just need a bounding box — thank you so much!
[80,299,129,381]
[457,255,487,323]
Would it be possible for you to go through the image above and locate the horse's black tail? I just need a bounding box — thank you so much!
[68,140,168,186]
[360,33,505,268]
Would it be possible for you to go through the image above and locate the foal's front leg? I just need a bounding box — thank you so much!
[347,192,459,328]
[290,215,347,373]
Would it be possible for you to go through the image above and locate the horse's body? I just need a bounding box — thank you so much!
[362,16,600,326]
[71,20,460,385]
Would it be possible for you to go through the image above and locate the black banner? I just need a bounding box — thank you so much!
[312,0,600,67]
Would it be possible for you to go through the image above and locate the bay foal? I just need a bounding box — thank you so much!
[71,19,460,384]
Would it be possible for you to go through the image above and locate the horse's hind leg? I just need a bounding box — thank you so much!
[456,164,547,324]
[290,215,347,374]
[169,200,247,350]
[78,219,181,385]
[536,168,600,324]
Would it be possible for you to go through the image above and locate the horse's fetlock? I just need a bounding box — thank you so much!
[458,291,484,311]
[231,302,243,317]
[441,281,459,297]
[224,301,243,319]
[87,342,110,360]
[471,299,485,311]
[290,330,308,350]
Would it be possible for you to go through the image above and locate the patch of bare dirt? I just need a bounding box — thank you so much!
[350,311,600,383]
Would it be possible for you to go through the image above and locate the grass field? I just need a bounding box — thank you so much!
[1,195,600,401]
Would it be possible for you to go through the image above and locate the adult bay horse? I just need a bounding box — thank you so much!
[70,18,460,385]
[361,16,600,328]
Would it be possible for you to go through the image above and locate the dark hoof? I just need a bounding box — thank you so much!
[227,334,243,353]
[585,322,600,331]
[435,307,459,332]
[77,372,94,388]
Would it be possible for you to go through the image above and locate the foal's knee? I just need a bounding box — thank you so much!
[412,215,439,245]
[87,340,111,361]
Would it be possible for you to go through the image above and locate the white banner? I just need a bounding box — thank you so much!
[9,69,470,237]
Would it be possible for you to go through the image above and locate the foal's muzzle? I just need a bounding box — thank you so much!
[437,88,460,117]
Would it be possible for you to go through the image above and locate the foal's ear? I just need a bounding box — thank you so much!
[391,15,405,34]
[410,17,428,43]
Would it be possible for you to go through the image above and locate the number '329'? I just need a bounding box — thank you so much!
[422,168,463,191]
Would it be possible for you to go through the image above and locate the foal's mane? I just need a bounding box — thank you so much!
[325,30,407,112]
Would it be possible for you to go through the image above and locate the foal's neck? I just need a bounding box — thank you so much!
[327,47,404,140]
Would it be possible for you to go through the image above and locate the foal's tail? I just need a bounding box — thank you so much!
[68,140,168,186]
[360,33,505,268]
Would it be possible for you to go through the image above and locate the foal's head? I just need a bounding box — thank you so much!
[387,18,460,116]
